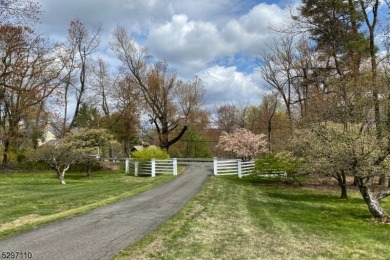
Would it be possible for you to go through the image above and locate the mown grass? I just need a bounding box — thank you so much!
[116,176,390,260]
[0,170,175,238]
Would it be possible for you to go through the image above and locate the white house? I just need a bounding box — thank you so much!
[37,125,58,146]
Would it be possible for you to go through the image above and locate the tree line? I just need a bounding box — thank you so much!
[0,0,290,165]
[0,1,206,166]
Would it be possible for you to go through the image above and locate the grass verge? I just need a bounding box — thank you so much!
[0,171,175,238]
[116,176,390,260]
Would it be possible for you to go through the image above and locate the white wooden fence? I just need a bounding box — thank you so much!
[125,158,177,177]
[213,157,255,178]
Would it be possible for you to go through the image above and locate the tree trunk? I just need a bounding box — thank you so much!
[378,174,386,186]
[2,139,9,166]
[54,165,69,185]
[158,125,188,151]
[334,172,348,199]
[353,176,358,186]
[109,144,113,158]
[58,171,66,185]
[87,159,92,178]
[358,179,390,223]
[267,122,272,153]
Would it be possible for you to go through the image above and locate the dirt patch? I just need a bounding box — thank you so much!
[0,215,42,232]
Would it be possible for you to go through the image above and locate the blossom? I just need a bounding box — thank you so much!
[216,128,268,161]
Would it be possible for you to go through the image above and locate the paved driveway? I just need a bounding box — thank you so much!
[0,162,212,260]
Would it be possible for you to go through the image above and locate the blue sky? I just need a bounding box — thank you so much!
[37,0,294,106]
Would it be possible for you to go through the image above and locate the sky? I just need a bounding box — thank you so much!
[36,0,294,106]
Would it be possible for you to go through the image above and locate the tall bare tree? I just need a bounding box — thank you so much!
[258,35,308,123]
[64,18,100,128]
[0,0,41,25]
[90,57,115,117]
[111,25,205,151]
[259,94,278,152]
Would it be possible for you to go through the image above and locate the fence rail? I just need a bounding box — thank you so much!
[176,158,214,163]
[125,158,177,177]
[213,158,255,178]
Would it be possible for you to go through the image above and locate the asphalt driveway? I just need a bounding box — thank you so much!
[0,162,212,260]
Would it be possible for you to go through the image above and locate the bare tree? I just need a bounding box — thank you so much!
[258,36,299,123]
[90,57,115,116]
[65,18,100,128]
[358,0,381,138]
[111,25,205,151]
[0,0,41,25]
[259,94,278,152]
[212,103,240,132]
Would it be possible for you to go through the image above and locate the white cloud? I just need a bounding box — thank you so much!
[145,3,286,77]
[36,0,290,105]
[222,3,286,55]
[38,0,173,36]
[198,65,266,105]
[172,0,246,25]
[147,14,230,74]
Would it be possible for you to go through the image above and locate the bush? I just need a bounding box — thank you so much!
[19,160,51,171]
[131,147,170,161]
[68,160,102,173]
[255,152,302,176]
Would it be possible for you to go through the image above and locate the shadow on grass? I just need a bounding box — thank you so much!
[224,175,374,224]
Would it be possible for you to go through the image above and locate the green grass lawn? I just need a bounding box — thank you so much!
[116,176,390,260]
[0,170,175,238]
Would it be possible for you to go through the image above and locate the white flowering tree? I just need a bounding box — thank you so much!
[35,128,114,184]
[36,142,79,184]
[289,122,390,222]
[215,128,268,161]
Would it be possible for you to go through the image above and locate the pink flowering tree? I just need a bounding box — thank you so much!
[215,128,268,161]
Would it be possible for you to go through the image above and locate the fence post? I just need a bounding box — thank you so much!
[125,159,129,174]
[151,158,156,177]
[134,161,139,176]
[173,158,177,176]
[237,159,242,178]
[213,157,218,175]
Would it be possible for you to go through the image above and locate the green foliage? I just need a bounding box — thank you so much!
[131,147,170,161]
[68,160,102,173]
[255,152,302,176]
[171,127,212,158]
[74,103,102,129]
[298,0,370,58]
[20,160,50,171]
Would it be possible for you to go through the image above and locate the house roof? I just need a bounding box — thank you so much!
[131,144,157,152]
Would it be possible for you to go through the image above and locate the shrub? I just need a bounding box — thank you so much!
[20,160,50,171]
[131,147,170,161]
[255,152,302,176]
[68,160,102,173]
